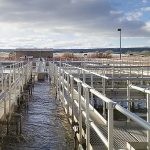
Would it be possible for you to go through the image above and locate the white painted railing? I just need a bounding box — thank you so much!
[0,61,32,119]
[49,61,150,150]
[129,84,150,149]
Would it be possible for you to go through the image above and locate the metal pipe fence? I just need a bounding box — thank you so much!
[49,61,150,150]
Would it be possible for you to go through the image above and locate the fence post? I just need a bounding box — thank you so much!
[55,65,59,100]
[58,66,61,100]
[108,102,114,150]
[90,73,94,107]
[54,65,58,97]
[83,70,85,83]
[62,70,65,104]
[9,65,12,113]
[12,64,15,82]
[48,61,51,80]
[70,76,74,123]
[67,74,70,118]
[21,63,24,91]
[14,64,17,102]
[53,64,56,85]
[1,67,4,91]
[147,94,150,150]
[18,66,21,98]
[129,65,131,77]
[4,72,6,115]
[78,81,82,144]
[85,87,90,150]
[78,68,80,78]
[4,73,7,91]
[141,66,143,85]
[102,78,106,118]
[112,65,114,90]
[127,79,131,122]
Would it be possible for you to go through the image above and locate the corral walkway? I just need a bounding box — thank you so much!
[2,81,74,150]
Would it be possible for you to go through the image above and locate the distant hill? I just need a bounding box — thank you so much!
[53,47,150,53]
[0,47,150,54]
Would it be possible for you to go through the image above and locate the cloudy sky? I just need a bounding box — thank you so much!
[0,0,150,49]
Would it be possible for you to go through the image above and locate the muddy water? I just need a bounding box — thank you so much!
[2,81,74,150]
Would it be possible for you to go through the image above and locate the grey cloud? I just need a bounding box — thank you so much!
[0,0,149,37]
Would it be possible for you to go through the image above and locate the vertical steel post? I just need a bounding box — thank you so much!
[78,81,82,144]
[54,65,57,86]
[50,62,52,78]
[3,73,6,116]
[4,97,6,116]
[70,76,74,123]
[22,63,24,85]
[67,74,70,118]
[48,61,51,80]
[112,65,114,89]
[62,70,65,104]
[21,63,24,91]
[83,70,86,99]
[119,60,121,77]
[24,63,27,84]
[129,65,131,77]
[141,66,143,85]
[78,68,80,78]
[55,65,58,86]
[4,74,8,91]
[53,63,55,85]
[108,102,114,150]
[9,65,12,113]
[25,64,27,84]
[117,28,121,60]
[85,87,90,150]
[51,62,53,83]
[27,62,29,81]
[127,80,131,122]
[147,94,150,150]
[91,73,94,106]
[18,67,21,98]
[83,70,85,83]
[55,65,59,100]
[4,73,6,91]
[58,66,61,100]
[1,67,4,91]
[14,64,16,101]
[30,61,33,78]
[102,78,106,118]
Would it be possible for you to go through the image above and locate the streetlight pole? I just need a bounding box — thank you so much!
[118,28,121,60]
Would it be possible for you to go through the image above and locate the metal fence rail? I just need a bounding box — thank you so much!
[49,61,150,150]
[0,61,32,119]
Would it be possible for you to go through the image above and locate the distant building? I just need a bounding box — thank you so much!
[14,48,53,59]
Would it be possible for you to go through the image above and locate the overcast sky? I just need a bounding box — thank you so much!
[0,0,150,48]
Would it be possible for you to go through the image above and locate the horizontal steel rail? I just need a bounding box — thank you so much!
[62,62,150,81]
[129,84,150,94]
